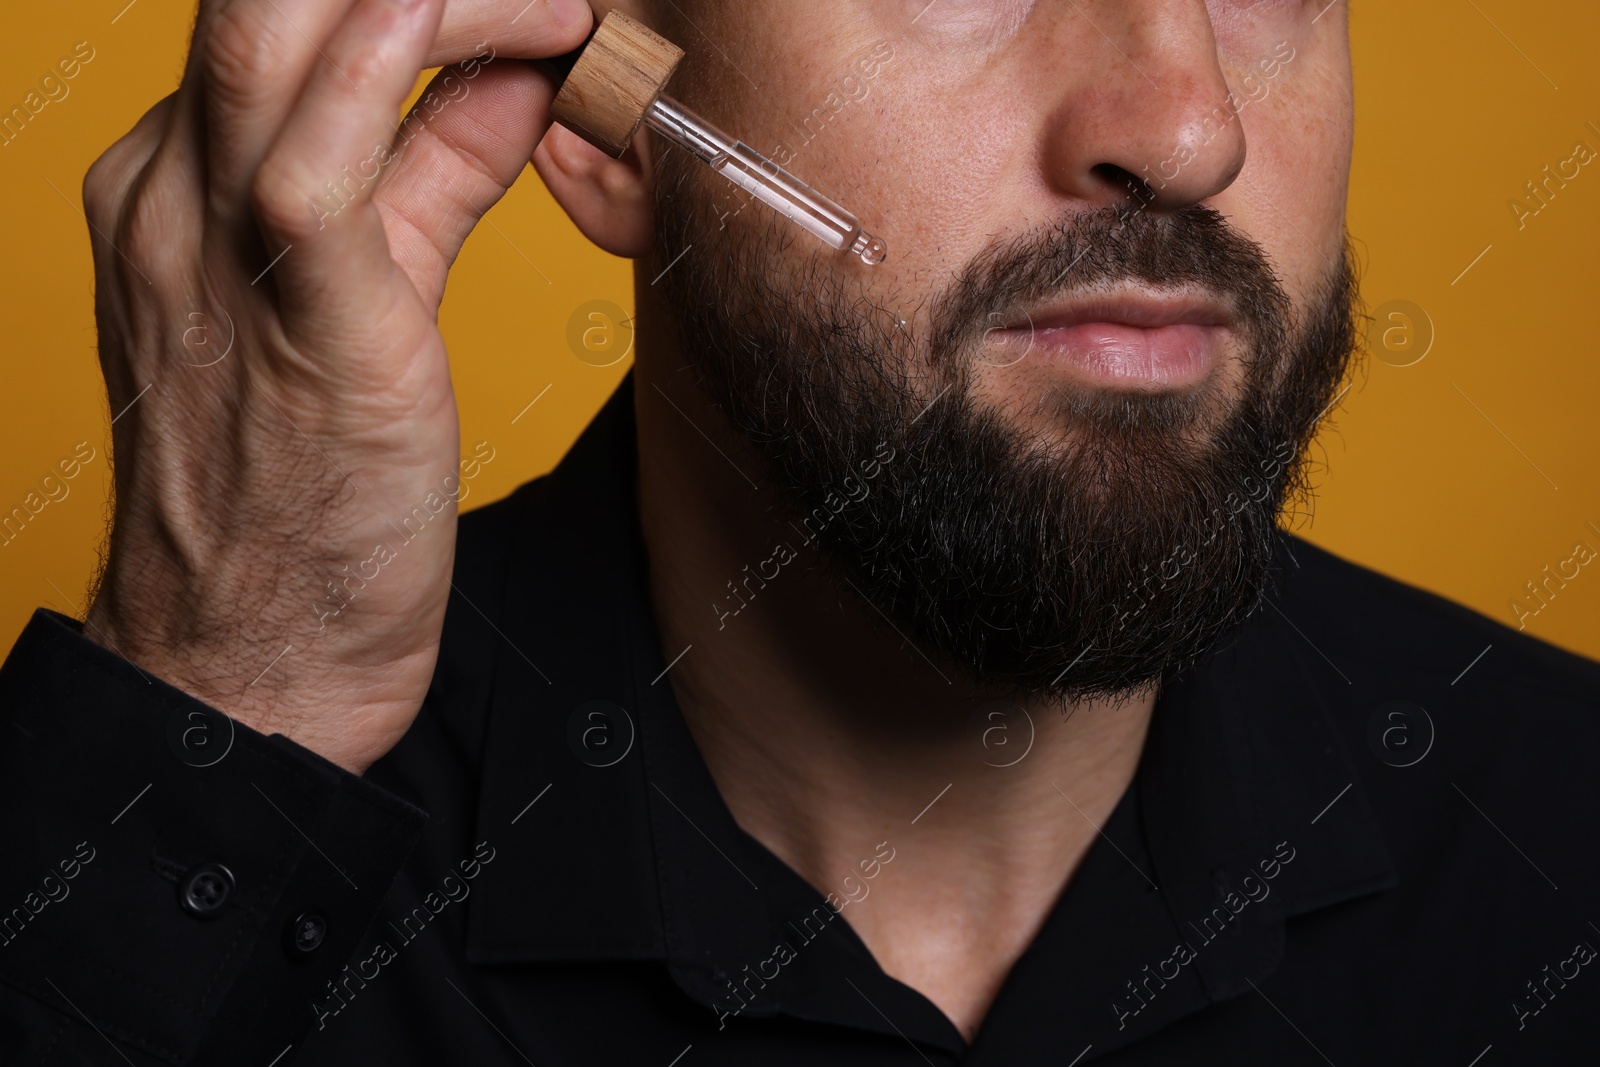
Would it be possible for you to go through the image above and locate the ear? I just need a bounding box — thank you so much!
[533,122,656,259]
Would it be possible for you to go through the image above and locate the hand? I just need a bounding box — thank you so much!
[80,0,594,774]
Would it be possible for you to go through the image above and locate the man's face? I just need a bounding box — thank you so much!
[643,0,1360,702]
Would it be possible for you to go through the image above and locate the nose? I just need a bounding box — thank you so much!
[1037,1,1247,211]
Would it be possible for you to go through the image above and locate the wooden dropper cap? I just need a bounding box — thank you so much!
[545,11,686,159]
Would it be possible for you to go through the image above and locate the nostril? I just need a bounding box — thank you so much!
[1092,163,1158,210]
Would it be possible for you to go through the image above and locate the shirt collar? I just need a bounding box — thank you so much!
[1137,590,1399,1002]
[462,371,768,987]
[462,370,1398,1042]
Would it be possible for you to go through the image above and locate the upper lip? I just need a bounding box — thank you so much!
[995,288,1236,333]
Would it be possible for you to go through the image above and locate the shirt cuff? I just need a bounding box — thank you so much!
[0,608,429,1065]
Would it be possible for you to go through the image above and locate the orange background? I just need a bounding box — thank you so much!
[2,2,1597,661]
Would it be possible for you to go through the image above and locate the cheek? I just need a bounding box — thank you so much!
[1222,59,1352,301]
[1210,13,1353,290]
[845,76,1034,307]
[700,9,1032,319]
[896,0,1038,42]
[1205,0,1307,50]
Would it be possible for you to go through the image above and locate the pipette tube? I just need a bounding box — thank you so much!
[645,95,888,266]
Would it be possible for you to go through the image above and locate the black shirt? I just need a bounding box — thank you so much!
[3,371,1598,1066]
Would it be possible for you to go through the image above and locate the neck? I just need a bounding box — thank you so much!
[631,329,1156,1043]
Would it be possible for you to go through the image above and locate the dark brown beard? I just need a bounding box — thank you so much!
[649,149,1362,702]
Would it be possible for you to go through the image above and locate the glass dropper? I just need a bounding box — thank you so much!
[644,95,888,266]
[535,11,887,268]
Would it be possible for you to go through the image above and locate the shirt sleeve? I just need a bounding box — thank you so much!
[0,609,429,1066]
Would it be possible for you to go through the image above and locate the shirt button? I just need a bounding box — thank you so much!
[287,911,329,955]
[177,863,234,919]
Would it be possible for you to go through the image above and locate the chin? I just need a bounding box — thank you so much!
[971,361,1243,456]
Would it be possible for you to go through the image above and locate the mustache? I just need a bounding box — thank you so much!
[928,204,1294,362]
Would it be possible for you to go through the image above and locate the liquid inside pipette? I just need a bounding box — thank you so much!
[645,95,888,266]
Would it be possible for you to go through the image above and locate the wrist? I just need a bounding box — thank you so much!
[83,590,387,776]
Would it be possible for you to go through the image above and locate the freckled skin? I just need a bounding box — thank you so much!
[622,0,1353,1042]
[646,0,1349,431]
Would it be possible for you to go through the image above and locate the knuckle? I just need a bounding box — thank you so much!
[250,158,319,238]
[203,4,286,110]
[82,95,173,232]
[336,45,393,99]
[117,170,186,283]
[82,148,124,232]
[120,174,171,252]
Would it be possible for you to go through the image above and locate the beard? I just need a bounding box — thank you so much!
[649,152,1361,704]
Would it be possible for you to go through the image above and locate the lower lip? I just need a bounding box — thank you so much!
[988,323,1223,386]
